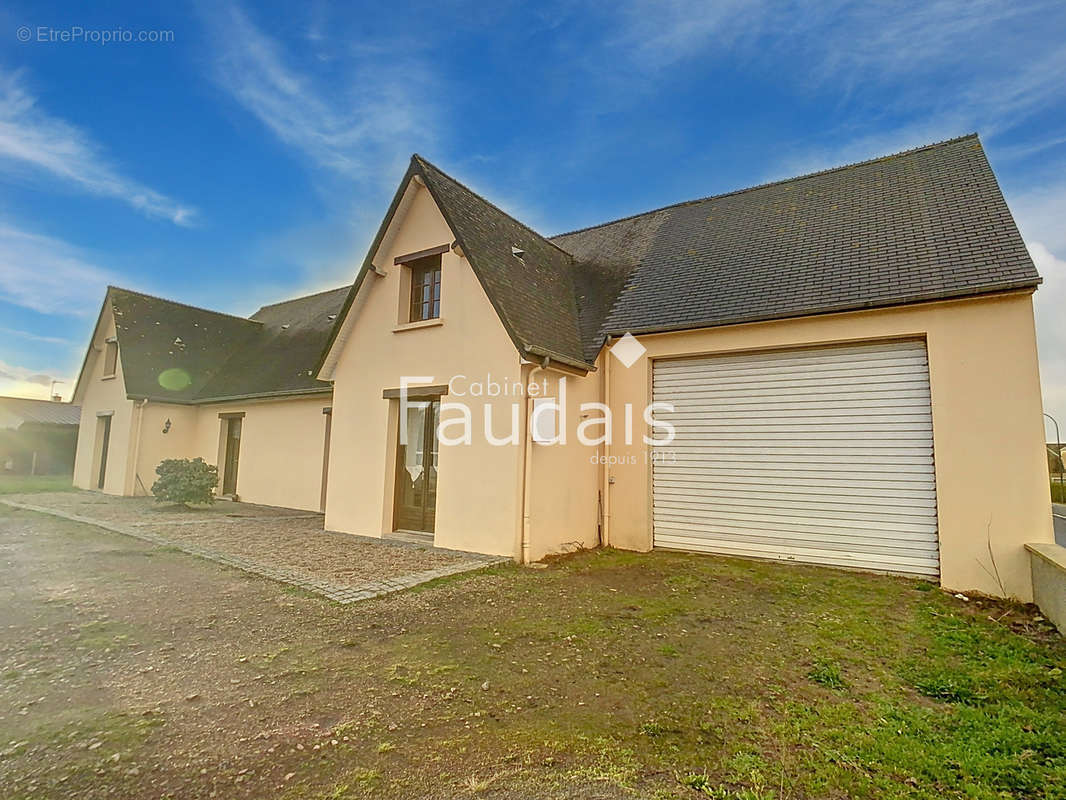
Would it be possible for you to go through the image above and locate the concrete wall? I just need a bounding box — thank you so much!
[1027,543,1066,634]
[606,291,1053,600]
[324,182,525,556]
[73,309,135,495]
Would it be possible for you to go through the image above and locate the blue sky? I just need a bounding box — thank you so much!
[1,0,1065,437]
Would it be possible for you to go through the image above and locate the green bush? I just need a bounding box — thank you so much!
[151,458,218,506]
[1053,480,1066,504]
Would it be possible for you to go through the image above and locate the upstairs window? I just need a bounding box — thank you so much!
[103,338,118,378]
[409,255,442,322]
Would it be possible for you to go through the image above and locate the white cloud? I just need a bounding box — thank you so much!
[0,223,113,316]
[0,326,74,346]
[0,357,73,400]
[202,4,438,182]
[0,69,197,226]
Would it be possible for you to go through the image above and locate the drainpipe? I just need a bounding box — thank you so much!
[601,341,611,548]
[130,398,149,496]
[520,356,548,564]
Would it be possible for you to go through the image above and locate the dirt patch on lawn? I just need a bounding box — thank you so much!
[1,505,1063,800]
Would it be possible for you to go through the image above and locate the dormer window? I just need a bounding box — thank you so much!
[408,254,442,322]
[103,338,118,378]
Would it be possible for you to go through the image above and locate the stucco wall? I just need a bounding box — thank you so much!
[131,403,202,495]
[324,183,525,556]
[72,309,135,495]
[526,363,604,561]
[606,291,1053,600]
[186,395,332,512]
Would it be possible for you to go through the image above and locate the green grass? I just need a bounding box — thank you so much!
[1052,479,1066,504]
[0,473,75,495]
[4,525,1065,800]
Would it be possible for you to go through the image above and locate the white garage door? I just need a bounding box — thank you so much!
[651,339,939,576]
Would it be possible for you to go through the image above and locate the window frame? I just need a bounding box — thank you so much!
[407,254,442,323]
[102,338,118,379]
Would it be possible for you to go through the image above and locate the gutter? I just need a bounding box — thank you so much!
[604,283,1043,340]
[130,398,149,496]
[523,345,595,374]
[519,356,549,564]
[127,386,333,406]
[601,344,611,548]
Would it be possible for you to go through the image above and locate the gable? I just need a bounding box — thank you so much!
[326,180,520,386]
[319,158,596,380]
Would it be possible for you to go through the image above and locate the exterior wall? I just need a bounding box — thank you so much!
[606,291,1053,600]
[72,310,135,495]
[72,306,332,510]
[525,362,604,561]
[325,183,525,556]
[131,403,201,494]
[1027,543,1066,633]
[189,395,331,512]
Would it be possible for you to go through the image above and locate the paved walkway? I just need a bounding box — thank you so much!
[2,498,506,604]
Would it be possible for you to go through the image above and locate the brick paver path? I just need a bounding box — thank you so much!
[2,498,506,604]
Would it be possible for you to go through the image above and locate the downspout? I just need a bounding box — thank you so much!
[130,398,149,496]
[520,356,549,564]
[602,342,611,548]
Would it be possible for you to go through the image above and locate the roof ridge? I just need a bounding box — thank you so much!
[549,132,981,240]
[412,154,577,261]
[107,285,264,325]
[253,284,351,311]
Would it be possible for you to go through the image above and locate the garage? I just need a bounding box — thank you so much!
[651,339,940,576]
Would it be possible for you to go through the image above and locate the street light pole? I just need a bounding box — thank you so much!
[1046,412,1064,494]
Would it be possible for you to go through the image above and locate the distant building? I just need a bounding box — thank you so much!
[0,396,80,475]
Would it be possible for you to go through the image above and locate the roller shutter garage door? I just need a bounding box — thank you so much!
[651,340,939,576]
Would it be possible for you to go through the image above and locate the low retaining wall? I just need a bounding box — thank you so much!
[1026,542,1066,633]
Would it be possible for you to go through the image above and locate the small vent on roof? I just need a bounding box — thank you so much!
[511,245,525,261]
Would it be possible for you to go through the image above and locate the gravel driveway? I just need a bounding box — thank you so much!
[2,491,502,600]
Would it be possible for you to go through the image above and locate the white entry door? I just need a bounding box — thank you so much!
[651,339,939,576]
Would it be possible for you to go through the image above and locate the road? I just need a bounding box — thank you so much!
[1055,503,1066,547]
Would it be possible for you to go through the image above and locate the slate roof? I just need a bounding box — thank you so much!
[0,396,80,428]
[197,286,350,402]
[553,133,1041,342]
[327,134,1038,373]
[97,286,347,404]
[414,157,589,368]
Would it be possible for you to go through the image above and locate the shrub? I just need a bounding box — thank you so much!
[151,458,218,506]
[1052,480,1066,504]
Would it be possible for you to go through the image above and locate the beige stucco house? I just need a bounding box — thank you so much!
[73,134,1054,600]
[72,286,346,511]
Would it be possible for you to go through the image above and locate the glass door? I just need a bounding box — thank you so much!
[393,399,439,533]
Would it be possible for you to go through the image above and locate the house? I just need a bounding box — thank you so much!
[71,286,347,510]
[318,134,1053,600]
[72,133,1055,600]
[0,395,80,474]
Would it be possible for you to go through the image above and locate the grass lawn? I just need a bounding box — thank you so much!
[1,504,1064,799]
[0,473,75,494]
